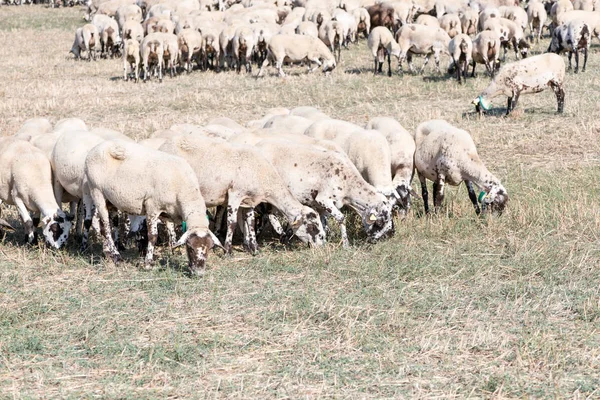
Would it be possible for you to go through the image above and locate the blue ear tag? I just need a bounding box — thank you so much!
[478,191,487,203]
[182,221,187,233]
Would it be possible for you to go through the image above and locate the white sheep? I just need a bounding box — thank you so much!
[527,0,547,43]
[0,138,72,248]
[296,20,319,37]
[439,13,462,38]
[289,106,329,121]
[395,24,451,74]
[159,135,326,253]
[232,25,257,73]
[448,33,473,83]
[318,19,344,63]
[470,30,501,77]
[84,140,222,274]
[177,28,203,72]
[261,114,316,135]
[122,20,144,42]
[141,32,165,82]
[352,7,371,39]
[367,26,401,76]
[472,53,566,115]
[123,38,141,82]
[256,139,394,247]
[483,17,529,61]
[548,20,591,73]
[14,118,52,141]
[414,119,508,215]
[257,33,336,77]
[71,24,99,61]
[91,14,121,58]
[459,7,478,35]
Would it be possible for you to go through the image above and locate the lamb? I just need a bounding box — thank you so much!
[303,119,399,200]
[257,34,336,77]
[255,139,394,247]
[414,120,508,215]
[0,138,72,248]
[365,116,416,212]
[123,38,141,82]
[352,7,370,38]
[527,0,548,43]
[448,33,472,83]
[395,24,451,74]
[472,53,566,115]
[83,140,222,275]
[470,30,501,77]
[367,26,401,76]
[178,28,203,72]
[70,24,99,61]
[158,135,326,253]
[548,20,591,73]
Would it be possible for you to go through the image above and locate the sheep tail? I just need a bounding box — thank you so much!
[107,143,128,160]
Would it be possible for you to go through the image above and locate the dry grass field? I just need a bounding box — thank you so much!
[1,5,600,398]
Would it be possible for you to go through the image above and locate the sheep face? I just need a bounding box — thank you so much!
[363,203,394,242]
[291,207,326,246]
[179,229,220,276]
[322,59,336,74]
[480,184,509,215]
[42,211,72,249]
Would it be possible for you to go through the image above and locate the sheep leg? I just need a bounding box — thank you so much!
[257,57,269,77]
[165,220,177,248]
[433,176,445,211]
[241,208,258,255]
[550,81,565,113]
[307,57,322,73]
[387,52,391,77]
[317,198,348,248]
[465,181,481,215]
[123,59,128,81]
[81,194,94,250]
[452,56,461,83]
[224,201,240,255]
[407,53,416,74]
[506,97,512,115]
[418,173,430,214]
[144,214,160,268]
[471,60,476,77]
[373,56,378,75]
[267,213,285,236]
[13,196,36,244]
[90,189,121,263]
[419,54,430,75]
[583,47,588,72]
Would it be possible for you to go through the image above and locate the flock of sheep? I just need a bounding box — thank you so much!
[2,108,507,275]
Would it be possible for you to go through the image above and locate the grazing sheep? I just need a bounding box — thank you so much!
[256,139,394,247]
[257,34,336,77]
[178,28,203,72]
[352,7,371,38]
[459,7,479,35]
[233,25,256,73]
[92,14,121,57]
[472,53,566,115]
[416,14,441,28]
[470,30,501,77]
[527,0,547,43]
[123,38,141,82]
[14,118,52,141]
[261,114,315,135]
[319,19,344,63]
[548,20,591,73]
[207,117,247,133]
[365,117,416,213]
[448,33,473,83]
[71,24,99,61]
[159,135,326,253]
[141,33,164,81]
[483,17,529,61]
[122,20,144,42]
[367,3,398,32]
[414,120,508,215]
[229,127,343,153]
[367,26,401,76]
[115,3,143,31]
[0,138,72,248]
[296,20,319,37]
[395,24,451,74]
[289,106,329,121]
[84,140,221,274]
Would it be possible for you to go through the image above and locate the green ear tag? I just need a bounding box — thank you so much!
[182,221,187,233]
[478,191,486,203]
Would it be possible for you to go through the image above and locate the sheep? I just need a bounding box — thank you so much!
[141,35,163,82]
[289,106,329,121]
[548,20,591,73]
[158,135,326,254]
[303,119,399,200]
[439,13,462,38]
[367,26,401,76]
[229,127,343,153]
[83,140,222,275]
[257,34,336,77]
[123,38,141,82]
[261,114,316,135]
[319,19,344,63]
[331,8,358,45]
[365,116,416,213]
[470,30,501,77]
[122,20,144,42]
[0,138,72,248]
[255,139,394,247]
[367,3,398,32]
[296,20,319,37]
[70,24,99,61]
[501,5,528,32]
[177,28,202,72]
[91,14,121,58]
[414,120,508,215]
[232,26,256,73]
[415,14,441,28]
[555,10,600,41]
[246,107,291,128]
[352,7,370,38]
[527,0,548,43]
[115,3,143,31]
[448,33,472,83]
[483,17,529,61]
[395,24,451,74]
[156,18,175,34]
[551,0,574,28]
[207,117,247,133]
[459,7,478,35]
[472,53,566,115]
[201,28,221,71]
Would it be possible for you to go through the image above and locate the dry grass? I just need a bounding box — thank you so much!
[1,5,600,398]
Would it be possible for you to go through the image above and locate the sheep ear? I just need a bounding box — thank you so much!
[208,230,225,250]
[291,214,302,227]
[173,230,192,248]
[0,219,15,232]
[409,188,421,200]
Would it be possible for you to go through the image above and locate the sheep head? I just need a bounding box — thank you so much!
[42,210,72,249]
[363,201,394,243]
[175,228,222,277]
[479,184,509,215]
[289,207,326,246]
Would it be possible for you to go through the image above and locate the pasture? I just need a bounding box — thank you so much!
[1,5,600,398]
